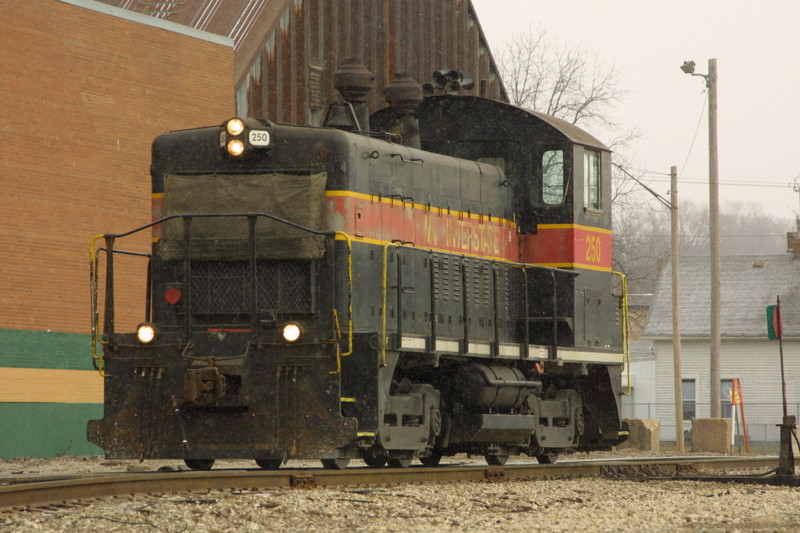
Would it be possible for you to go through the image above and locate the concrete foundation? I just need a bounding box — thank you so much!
[692,418,732,454]
[616,419,660,451]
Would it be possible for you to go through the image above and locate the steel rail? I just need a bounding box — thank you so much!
[0,456,781,510]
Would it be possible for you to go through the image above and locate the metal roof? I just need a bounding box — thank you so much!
[642,254,800,338]
[525,107,609,151]
[59,0,235,45]
[409,96,610,152]
[93,0,279,52]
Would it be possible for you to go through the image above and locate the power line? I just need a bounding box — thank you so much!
[613,233,791,239]
[679,90,708,177]
[615,168,793,189]
[643,177,792,188]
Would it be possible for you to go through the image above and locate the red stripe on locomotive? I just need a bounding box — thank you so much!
[324,193,518,261]
[520,225,612,270]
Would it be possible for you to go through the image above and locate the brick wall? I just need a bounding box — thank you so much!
[0,0,236,334]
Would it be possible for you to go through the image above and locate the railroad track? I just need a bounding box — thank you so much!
[0,456,786,511]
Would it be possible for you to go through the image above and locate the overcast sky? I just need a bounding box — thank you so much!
[471,0,800,223]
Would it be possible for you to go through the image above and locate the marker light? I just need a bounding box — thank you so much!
[226,118,245,136]
[227,139,245,156]
[136,323,156,344]
[282,323,302,343]
[164,287,182,305]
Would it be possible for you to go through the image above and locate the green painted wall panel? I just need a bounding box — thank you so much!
[0,403,103,458]
[0,328,92,370]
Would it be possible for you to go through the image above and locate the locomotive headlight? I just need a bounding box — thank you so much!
[227,139,245,157]
[282,323,302,343]
[226,118,245,136]
[136,323,157,344]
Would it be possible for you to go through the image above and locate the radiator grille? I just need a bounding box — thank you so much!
[190,260,313,316]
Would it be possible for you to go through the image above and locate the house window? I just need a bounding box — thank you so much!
[682,379,696,420]
[583,149,600,210]
[721,379,734,419]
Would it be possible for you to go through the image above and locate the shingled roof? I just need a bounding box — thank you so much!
[642,254,800,338]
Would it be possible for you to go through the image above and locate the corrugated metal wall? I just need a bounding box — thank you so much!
[241,0,506,125]
[94,0,506,126]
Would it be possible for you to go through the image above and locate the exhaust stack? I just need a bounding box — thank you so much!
[327,59,374,132]
[383,73,423,149]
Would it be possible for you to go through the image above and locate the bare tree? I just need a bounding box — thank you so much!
[495,26,624,130]
[612,201,670,295]
[613,198,795,296]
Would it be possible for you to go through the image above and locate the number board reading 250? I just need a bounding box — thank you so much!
[249,130,270,147]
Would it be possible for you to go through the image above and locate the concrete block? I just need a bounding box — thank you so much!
[692,418,732,454]
[617,419,660,451]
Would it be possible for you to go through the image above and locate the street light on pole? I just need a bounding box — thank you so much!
[681,58,721,418]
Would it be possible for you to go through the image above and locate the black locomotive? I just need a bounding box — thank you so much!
[88,65,628,469]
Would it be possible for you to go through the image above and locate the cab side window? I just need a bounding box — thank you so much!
[540,149,564,205]
[583,149,601,211]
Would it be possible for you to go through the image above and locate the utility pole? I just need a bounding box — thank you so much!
[671,165,684,452]
[613,163,683,450]
[680,58,721,418]
[708,58,721,418]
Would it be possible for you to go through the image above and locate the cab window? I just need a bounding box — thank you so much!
[541,149,564,205]
[583,149,601,211]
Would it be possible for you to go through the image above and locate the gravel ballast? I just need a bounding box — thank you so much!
[2,455,799,532]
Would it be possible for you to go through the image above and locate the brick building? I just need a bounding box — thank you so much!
[0,0,235,457]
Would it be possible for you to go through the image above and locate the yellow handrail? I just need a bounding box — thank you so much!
[380,241,401,367]
[612,271,631,395]
[329,232,354,374]
[334,232,354,356]
[89,234,107,376]
[328,341,342,375]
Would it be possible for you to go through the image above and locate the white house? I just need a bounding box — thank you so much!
[633,253,800,442]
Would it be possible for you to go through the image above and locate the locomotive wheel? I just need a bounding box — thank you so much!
[484,454,509,466]
[255,459,282,470]
[184,459,215,471]
[362,448,387,468]
[321,457,351,470]
[536,454,558,464]
[419,451,442,467]
[387,455,412,468]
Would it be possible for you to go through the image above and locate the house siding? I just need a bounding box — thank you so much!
[650,338,800,441]
[620,357,656,419]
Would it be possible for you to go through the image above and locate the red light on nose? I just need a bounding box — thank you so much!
[164,287,182,305]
